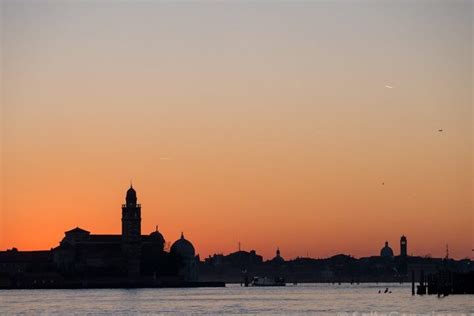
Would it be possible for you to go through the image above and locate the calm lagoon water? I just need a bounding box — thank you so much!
[0,283,472,315]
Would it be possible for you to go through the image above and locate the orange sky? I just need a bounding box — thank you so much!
[1,1,472,259]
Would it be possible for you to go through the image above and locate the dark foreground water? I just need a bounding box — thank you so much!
[0,283,472,315]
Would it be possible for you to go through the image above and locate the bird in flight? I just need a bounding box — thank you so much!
[438,129,443,132]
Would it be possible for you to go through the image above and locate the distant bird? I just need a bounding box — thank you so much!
[382,182,385,186]
[438,129,443,132]
[385,85,394,89]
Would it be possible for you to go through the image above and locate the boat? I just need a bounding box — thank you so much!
[251,276,286,287]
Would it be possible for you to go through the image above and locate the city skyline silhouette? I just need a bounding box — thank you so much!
[0,3,473,313]
[0,184,468,261]
[1,1,472,261]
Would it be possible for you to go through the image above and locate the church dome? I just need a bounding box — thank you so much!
[150,228,165,245]
[380,241,394,257]
[171,233,195,258]
[272,248,285,264]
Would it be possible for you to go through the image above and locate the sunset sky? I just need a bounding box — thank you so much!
[1,1,472,260]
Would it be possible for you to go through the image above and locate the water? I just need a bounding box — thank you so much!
[0,283,472,315]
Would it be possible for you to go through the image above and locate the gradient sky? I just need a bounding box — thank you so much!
[1,0,472,260]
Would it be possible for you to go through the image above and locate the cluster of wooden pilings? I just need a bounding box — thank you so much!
[411,270,427,295]
[412,270,474,296]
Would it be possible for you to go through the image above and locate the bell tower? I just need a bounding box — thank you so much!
[122,184,141,276]
[400,235,407,258]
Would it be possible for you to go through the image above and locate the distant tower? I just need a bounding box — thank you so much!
[400,235,407,258]
[122,185,142,276]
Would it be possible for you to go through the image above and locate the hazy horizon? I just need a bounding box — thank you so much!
[1,0,472,260]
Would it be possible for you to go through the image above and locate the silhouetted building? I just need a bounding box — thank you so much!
[400,235,407,258]
[52,186,177,278]
[122,185,142,276]
[227,250,263,267]
[270,248,285,264]
[204,250,263,268]
[380,241,394,258]
[0,185,200,287]
[170,233,198,281]
[199,238,472,284]
[2,196,472,288]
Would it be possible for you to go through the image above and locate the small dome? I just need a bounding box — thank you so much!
[171,233,195,258]
[150,227,165,245]
[272,248,285,263]
[126,185,137,205]
[380,241,394,257]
